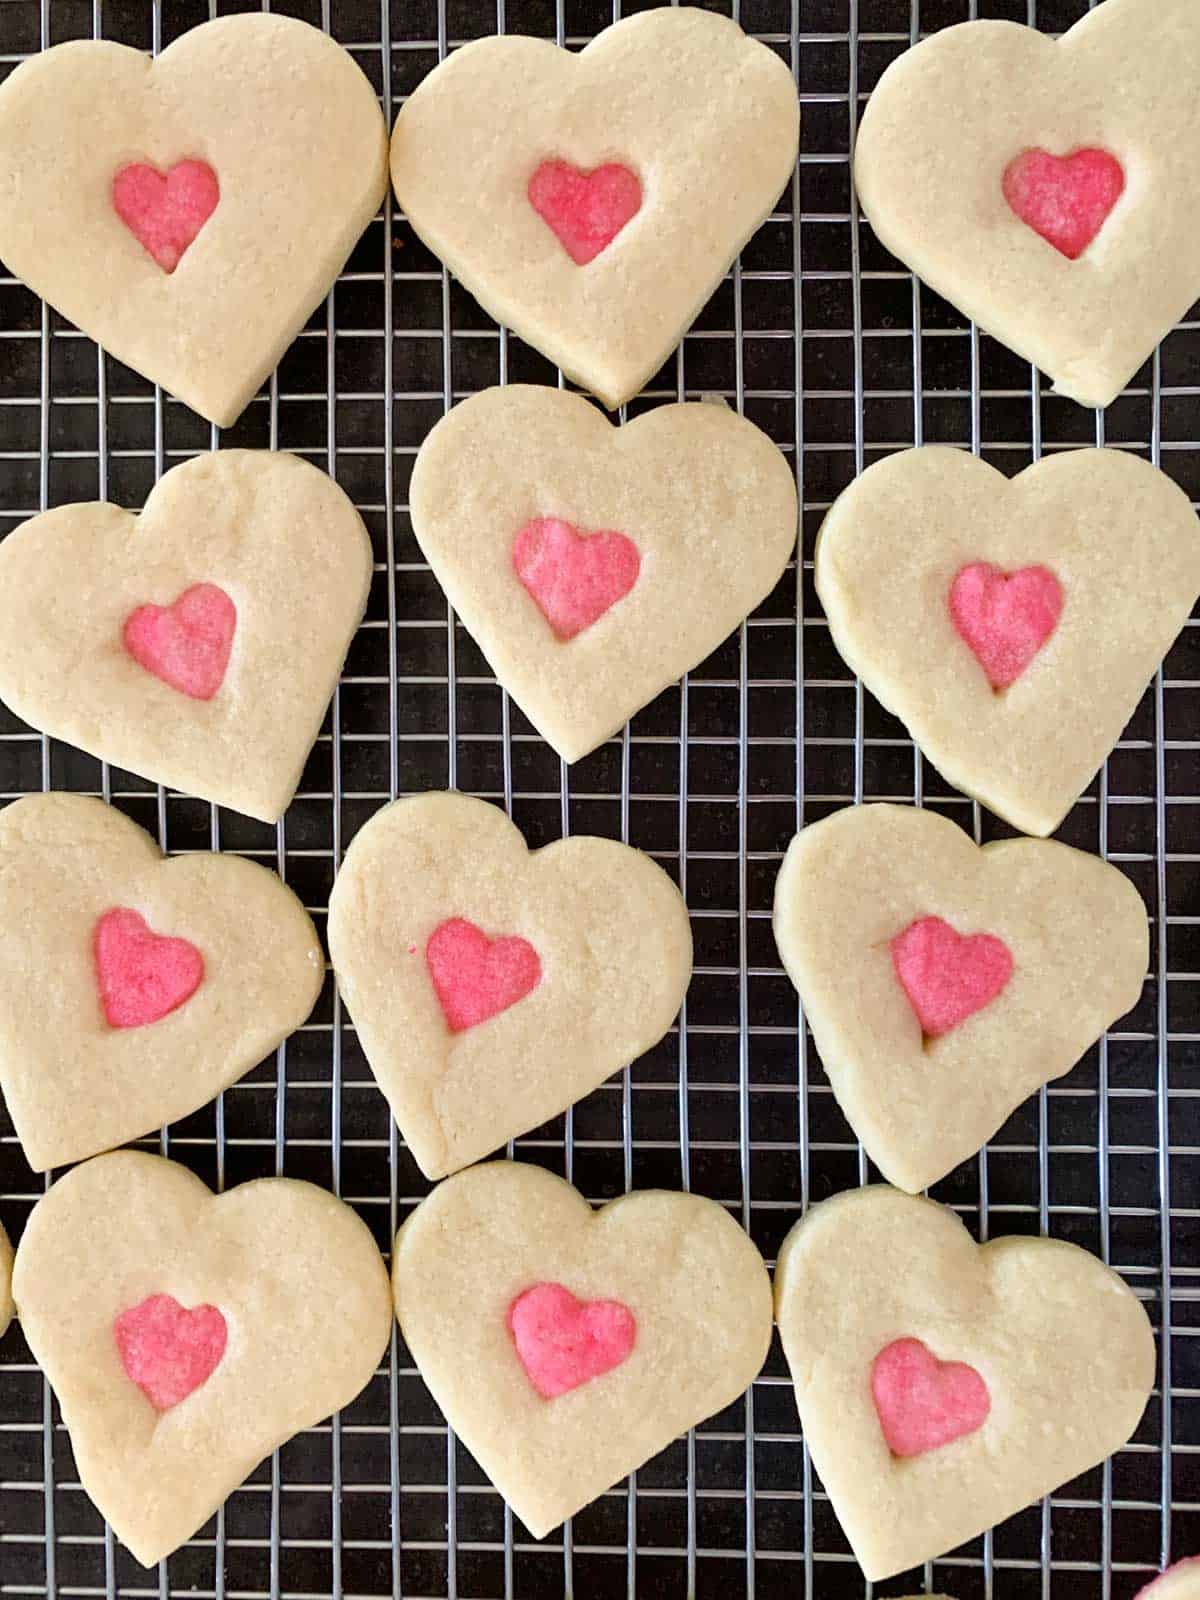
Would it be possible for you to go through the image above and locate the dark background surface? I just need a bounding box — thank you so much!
[0,1,1196,1595]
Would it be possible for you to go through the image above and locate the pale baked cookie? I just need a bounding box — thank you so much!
[775,1186,1155,1581]
[409,387,797,762]
[815,447,1200,837]
[0,793,323,1172]
[1138,1561,1200,1599]
[854,0,1200,409]
[0,451,372,823]
[0,1223,12,1337]
[773,804,1147,1192]
[393,1161,772,1536]
[0,14,387,427]
[391,12,799,408]
[328,791,691,1178]
[13,1151,392,1567]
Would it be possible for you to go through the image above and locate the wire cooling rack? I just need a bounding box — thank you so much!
[0,0,1196,1596]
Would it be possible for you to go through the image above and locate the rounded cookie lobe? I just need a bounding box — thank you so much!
[0,1222,13,1338]
[12,1151,393,1568]
[774,1185,1155,1580]
[393,1161,773,1537]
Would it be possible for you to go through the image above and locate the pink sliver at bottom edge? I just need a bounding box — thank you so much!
[93,907,205,1030]
[425,917,541,1033]
[1001,147,1125,261]
[111,160,220,274]
[890,915,1013,1038]
[114,1293,228,1411]
[871,1336,991,1458]
[949,562,1063,690]
[527,159,642,265]
[123,582,237,701]
[512,517,641,641]
[508,1282,637,1399]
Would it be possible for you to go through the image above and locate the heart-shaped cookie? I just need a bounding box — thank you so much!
[853,0,1200,409]
[390,10,799,408]
[0,450,372,823]
[13,1151,393,1566]
[0,793,323,1172]
[392,1161,772,1536]
[774,1186,1155,1579]
[816,448,1200,837]
[409,386,798,762]
[772,804,1147,1193]
[327,791,692,1178]
[0,14,388,426]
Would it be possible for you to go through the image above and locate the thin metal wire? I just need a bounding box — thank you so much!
[0,2,1194,1597]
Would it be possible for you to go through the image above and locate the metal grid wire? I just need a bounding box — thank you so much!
[0,0,1195,1595]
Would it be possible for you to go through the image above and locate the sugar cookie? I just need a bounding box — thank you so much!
[393,1161,772,1536]
[391,11,799,408]
[772,804,1147,1192]
[13,1151,392,1567]
[0,451,372,823]
[409,386,797,762]
[327,791,691,1178]
[775,1186,1155,1581]
[853,0,1200,409]
[815,447,1200,837]
[0,1223,12,1337]
[1139,1562,1200,1600]
[0,793,323,1172]
[0,15,388,426]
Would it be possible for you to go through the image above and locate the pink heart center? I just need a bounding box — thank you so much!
[94,908,205,1030]
[425,917,541,1034]
[111,160,220,274]
[114,1293,227,1412]
[871,1337,991,1458]
[527,159,642,265]
[890,915,1013,1038]
[512,517,641,641]
[123,583,237,701]
[949,562,1063,691]
[508,1282,636,1399]
[1002,148,1124,261]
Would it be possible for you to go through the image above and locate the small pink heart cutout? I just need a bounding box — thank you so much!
[527,159,642,265]
[112,160,220,274]
[890,915,1013,1038]
[512,517,641,641]
[949,562,1063,690]
[508,1281,637,1399]
[871,1336,991,1457]
[94,908,205,1030]
[1002,148,1124,261]
[123,582,237,701]
[114,1293,227,1412]
[425,917,541,1033]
